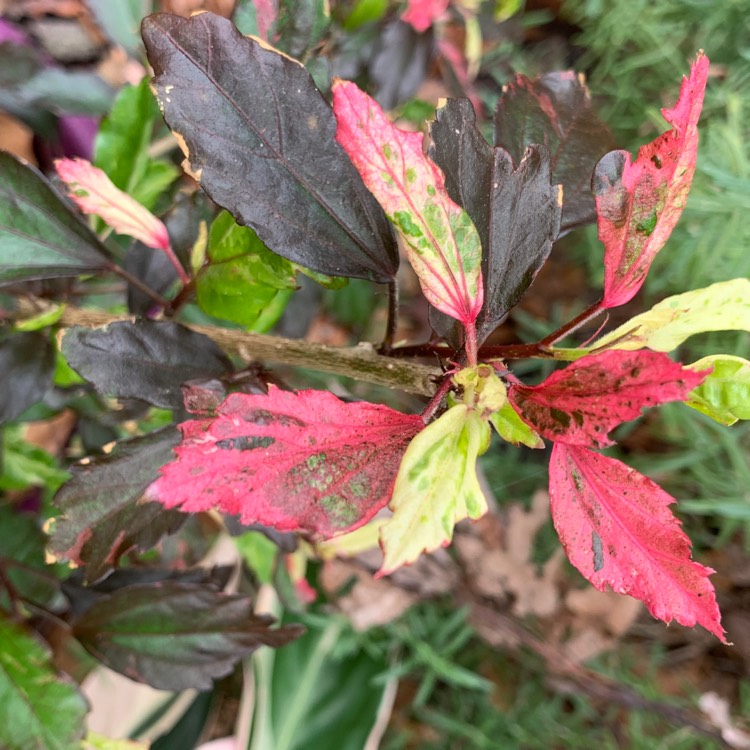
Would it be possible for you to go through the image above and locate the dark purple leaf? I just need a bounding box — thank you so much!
[50,426,185,583]
[61,321,233,410]
[72,581,304,690]
[494,71,617,234]
[429,98,561,344]
[0,331,55,423]
[141,12,398,283]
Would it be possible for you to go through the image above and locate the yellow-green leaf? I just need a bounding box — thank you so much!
[685,355,750,425]
[590,278,750,352]
[489,401,544,449]
[379,404,489,574]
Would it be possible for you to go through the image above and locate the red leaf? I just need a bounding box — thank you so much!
[147,388,423,538]
[549,443,726,642]
[595,53,709,308]
[509,350,708,447]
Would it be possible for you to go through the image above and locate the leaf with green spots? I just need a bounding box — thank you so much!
[549,443,726,642]
[594,53,709,308]
[508,349,707,448]
[196,210,297,329]
[379,404,490,574]
[148,387,423,538]
[685,355,750,425]
[332,80,483,327]
[588,278,750,353]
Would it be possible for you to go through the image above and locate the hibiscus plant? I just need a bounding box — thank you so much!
[1,6,748,747]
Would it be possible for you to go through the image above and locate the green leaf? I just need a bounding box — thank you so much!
[0,505,59,608]
[343,0,388,29]
[0,152,112,283]
[142,13,398,283]
[0,614,88,750]
[1,426,70,492]
[49,427,185,584]
[489,401,545,449]
[94,78,179,211]
[85,0,149,57]
[590,278,750,353]
[685,355,750,425]
[196,210,297,328]
[379,404,490,574]
[72,582,303,690]
[249,614,389,750]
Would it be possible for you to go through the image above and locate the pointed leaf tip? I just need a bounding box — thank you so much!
[509,349,708,447]
[549,443,726,642]
[595,53,709,308]
[55,157,170,251]
[332,80,484,326]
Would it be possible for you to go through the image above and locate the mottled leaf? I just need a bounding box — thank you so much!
[196,210,297,328]
[379,404,489,574]
[685,355,750,425]
[0,151,112,282]
[594,54,709,308]
[50,427,185,583]
[549,443,725,641]
[0,331,55,423]
[591,278,750,353]
[494,71,616,233]
[148,388,424,538]
[94,78,179,211]
[333,81,483,326]
[429,98,561,342]
[72,582,303,690]
[61,321,233,409]
[142,12,398,282]
[0,615,88,750]
[509,349,707,447]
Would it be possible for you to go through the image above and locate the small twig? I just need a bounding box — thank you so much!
[539,298,606,347]
[380,279,399,354]
[108,264,173,313]
[56,305,442,396]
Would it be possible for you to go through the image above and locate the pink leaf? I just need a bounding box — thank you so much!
[549,443,726,642]
[55,157,189,284]
[56,158,170,252]
[594,53,709,308]
[509,349,708,447]
[401,0,450,33]
[147,388,423,538]
[332,80,483,327]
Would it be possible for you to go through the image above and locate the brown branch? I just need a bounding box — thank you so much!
[56,306,442,397]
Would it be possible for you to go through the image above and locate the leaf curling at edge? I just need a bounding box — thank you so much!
[508,349,709,448]
[141,12,399,283]
[332,79,484,327]
[147,387,424,539]
[594,52,709,309]
[378,404,490,575]
[549,443,726,642]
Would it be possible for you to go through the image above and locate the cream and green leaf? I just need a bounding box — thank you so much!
[379,404,490,574]
[685,355,750,425]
